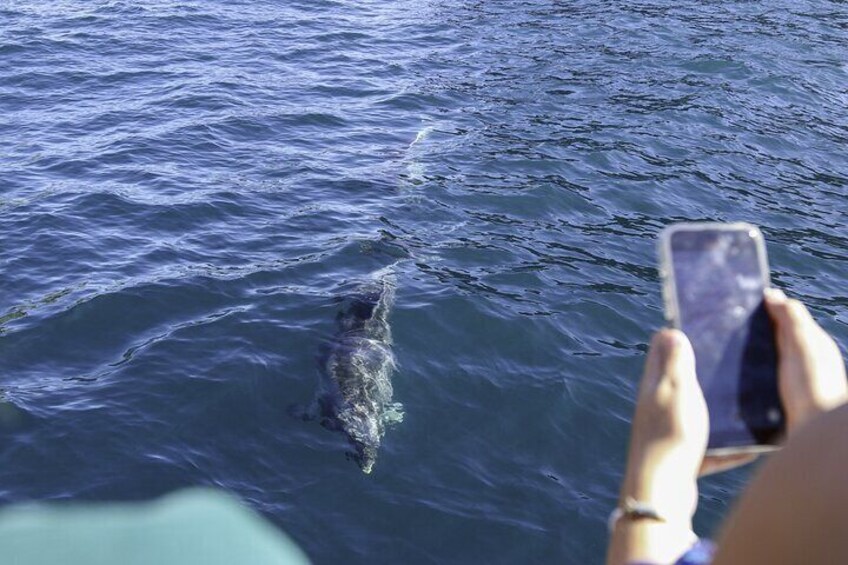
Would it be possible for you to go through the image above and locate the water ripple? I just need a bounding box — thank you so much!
[1,1,847,563]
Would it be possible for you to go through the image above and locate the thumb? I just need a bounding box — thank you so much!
[640,329,698,400]
[656,329,698,388]
[765,288,815,350]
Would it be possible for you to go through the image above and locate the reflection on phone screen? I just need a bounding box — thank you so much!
[671,229,784,450]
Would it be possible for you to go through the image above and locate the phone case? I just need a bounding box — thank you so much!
[658,222,778,456]
[659,222,771,326]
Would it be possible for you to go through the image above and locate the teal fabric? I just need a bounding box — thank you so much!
[0,489,310,565]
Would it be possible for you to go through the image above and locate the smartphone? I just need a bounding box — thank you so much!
[659,222,784,455]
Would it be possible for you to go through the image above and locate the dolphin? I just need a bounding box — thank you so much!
[315,272,403,473]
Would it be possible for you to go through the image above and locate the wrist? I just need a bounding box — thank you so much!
[606,502,698,565]
[621,461,699,523]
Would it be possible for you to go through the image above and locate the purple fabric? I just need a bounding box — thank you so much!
[628,538,716,565]
[675,539,715,564]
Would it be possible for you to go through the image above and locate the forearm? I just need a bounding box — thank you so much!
[607,519,696,565]
[606,469,699,565]
[609,330,706,564]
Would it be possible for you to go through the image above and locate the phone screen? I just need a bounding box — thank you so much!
[669,227,784,450]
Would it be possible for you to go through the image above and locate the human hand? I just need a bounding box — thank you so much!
[621,329,707,523]
[689,290,848,474]
[608,330,707,564]
[765,288,847,435]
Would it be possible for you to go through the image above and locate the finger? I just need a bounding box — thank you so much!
[640,329,699,405]
[765,289,815,331]
[699,453,759,477]
[763,287,787,305]
[765,289,816,352]
[640,330,670,392]
[658,329,697,388]
[639,329,699,414]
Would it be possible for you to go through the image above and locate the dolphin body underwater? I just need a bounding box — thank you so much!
[313,272,403,473]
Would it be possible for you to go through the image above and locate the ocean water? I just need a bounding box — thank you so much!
[1,0,847,562]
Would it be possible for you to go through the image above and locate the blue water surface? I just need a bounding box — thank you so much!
[1,1,847,563]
